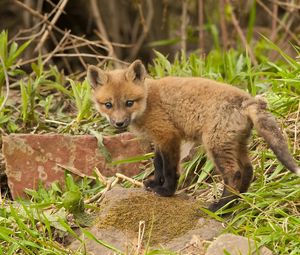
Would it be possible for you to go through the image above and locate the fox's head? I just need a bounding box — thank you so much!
[87,60,148,130]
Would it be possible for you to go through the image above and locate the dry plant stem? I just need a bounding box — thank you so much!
[219,0,229,49]
[181,0,188,53]
[85,177,119,204]
[137,1,147,31]
[89,0,109,42]
[36,0,69,52]
[47,0,67,17]
[136,221,146,255]
[0,57,10,114]
[115,173,144,187]
[53,53,127,63]
[271,0,300,9]
[71,39,87,69]
[57,164,96,180]
[94,30,117,66]
[226,0,258,66]
[89,0,120,67]
[257,0,300,45]
[94,167,107,185]
[42,30,70,65]
[23,0,33,27]
[128,0,153,61]
[198,0,204,54]
[13,23,47,42]
[18,53,127,67]
[13,0,65,35]
[270,1,278,40]
[49,33,73,74]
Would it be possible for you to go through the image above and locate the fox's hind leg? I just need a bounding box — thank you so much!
[144,150,165,189]
[207,146,243,212]
[238,143,253,193]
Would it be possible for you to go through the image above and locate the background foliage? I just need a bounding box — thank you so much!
[0,0,299,254]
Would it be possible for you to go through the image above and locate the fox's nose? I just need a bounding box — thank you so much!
[115,121,125,128]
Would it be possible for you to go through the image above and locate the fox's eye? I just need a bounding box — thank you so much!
[104,102,113,109]
[125,100,134,107]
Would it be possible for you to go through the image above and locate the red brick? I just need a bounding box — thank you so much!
[2,133,150,198]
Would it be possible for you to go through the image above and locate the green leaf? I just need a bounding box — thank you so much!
[89,129,112,162]
[62,190,84,213]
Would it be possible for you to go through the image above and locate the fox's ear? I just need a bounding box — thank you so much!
[87,65,108,89]
[126,60,146,84]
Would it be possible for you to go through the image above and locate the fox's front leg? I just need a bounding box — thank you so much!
[145,136,181,197]
[144,150,164,189]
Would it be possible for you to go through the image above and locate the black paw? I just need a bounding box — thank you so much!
[208,198,237,212]
[144,179,160,190]
[152,185,176,197]
[208,201,224,212]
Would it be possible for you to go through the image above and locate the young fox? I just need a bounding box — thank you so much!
[87,60,300,212]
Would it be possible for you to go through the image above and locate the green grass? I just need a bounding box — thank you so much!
[0,31,299,254]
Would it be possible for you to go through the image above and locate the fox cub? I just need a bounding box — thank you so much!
[87,60,300,212]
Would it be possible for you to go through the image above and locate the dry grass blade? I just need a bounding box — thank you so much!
[85,177,119,204]
[57,164,96,180]
[115,173,144,187]
[94,167,108,185]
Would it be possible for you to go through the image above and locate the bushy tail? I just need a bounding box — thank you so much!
[243,96,300,176]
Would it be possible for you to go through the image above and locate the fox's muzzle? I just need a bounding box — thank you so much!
[111,118,130,129]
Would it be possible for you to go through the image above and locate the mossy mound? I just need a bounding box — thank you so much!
[96,188,203,245]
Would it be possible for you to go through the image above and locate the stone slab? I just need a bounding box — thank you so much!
[2,133,150,198]
[206,233,274,255]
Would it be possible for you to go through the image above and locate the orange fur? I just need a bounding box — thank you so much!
[87,60,300,211]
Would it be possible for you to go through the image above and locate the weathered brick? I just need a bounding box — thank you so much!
[2,133,150,198]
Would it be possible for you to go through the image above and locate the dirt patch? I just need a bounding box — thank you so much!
[97,188,203,245]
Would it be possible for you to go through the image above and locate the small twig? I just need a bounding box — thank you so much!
[12,22,47,42]
[90,0,109,43]
[13,0,65,35]
[36,0,69,52]
[90,0,120,67]
[270,0,300,10]
[85,177,119,204]
[256,0,300,45]
[57,164,96,180]
[115,173,143,187]
[137,1,147,31]
[198,0,205,53]
[136,221,145,254]
[53,53,127,63]
[270,0,278,40]
[49,32,73,73]
[180,0,188,53]
[42,30,70,65]
[219,0,228,49]
[18,52,127,67]
[226,0,258,66]
[0,57,10,113]
[128,0,153,61]
[94,167,107,185]
[71,38,87,69]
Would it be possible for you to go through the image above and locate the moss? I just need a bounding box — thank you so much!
[96,192,203,245]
